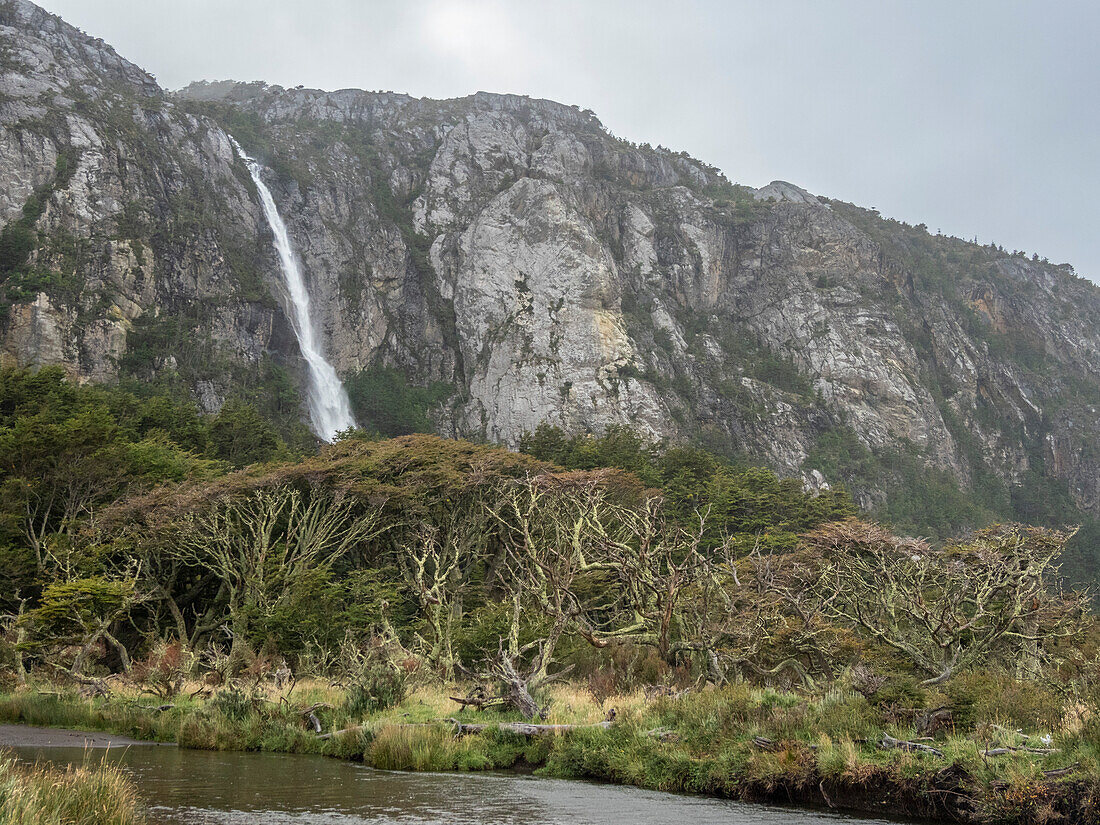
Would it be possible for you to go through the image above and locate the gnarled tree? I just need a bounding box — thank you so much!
[684,539,847,689]
[398,508,489,678]
[169,485,385,663]
[20,575,142,684]
[808,520,1088,685]
[482,473,719,715]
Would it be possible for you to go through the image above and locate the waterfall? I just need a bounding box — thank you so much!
[231,138,356,442]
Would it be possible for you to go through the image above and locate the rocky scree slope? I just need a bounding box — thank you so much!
[1,0,1098,547]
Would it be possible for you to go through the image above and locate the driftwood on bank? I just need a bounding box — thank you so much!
[981,745,1059,757]
[444,718,612,736]
[1043,762,1079,777]
[448,695,504,711]
[877,733,945,757]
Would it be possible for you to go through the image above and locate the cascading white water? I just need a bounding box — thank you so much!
[231,138,356,442]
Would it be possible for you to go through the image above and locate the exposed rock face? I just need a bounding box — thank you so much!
[0,0,290,407]
[1,0,1098,528]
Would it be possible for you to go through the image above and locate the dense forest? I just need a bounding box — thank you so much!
[0,365,860,683]
[0,363,1091,692]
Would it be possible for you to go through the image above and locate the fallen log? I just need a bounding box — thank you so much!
[449,695,504,710]
[445,719,612,736]
[1043,762,1079,777]
[982,745,1059,757]
[317,718,613,741]
[879,734,944,757]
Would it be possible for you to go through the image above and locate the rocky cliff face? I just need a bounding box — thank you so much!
[1,0,1098,536]
[0,0,298,416]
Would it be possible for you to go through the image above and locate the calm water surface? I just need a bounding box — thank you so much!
[10,742,910,825]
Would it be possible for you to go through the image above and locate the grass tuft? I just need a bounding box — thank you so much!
[0,752,144,825]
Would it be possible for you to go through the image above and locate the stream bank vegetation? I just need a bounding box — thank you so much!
[0,752,143,825]
[3,367,1100,823]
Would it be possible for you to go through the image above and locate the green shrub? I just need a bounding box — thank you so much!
[210,688,255,723]
[947,671,1063,732]
[655,683,756,748]
[872,675,928,710]
[345,665,406,718]
[810,693,878,740]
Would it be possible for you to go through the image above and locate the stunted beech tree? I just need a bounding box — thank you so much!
[398,509,490,679]
[171,486,385,662]
[687,541,847,689]
[21,575,142,682]
[480,473,719,717]
[495,473,717,659]
[481,473,599,717]
[399,522,463,678]
[578,495,712,663]
[808,520,1088,685]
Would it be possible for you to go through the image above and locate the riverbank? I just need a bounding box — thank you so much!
[1,680,1096,824]
[0,723,165,750]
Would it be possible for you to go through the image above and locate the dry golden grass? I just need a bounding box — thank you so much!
[538,684,649,724]
[365,682,650,727]
[5,673,1100,823]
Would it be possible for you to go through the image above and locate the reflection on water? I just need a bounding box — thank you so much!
[10,743,903,825]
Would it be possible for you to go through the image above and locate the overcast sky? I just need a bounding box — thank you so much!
[39,0,1100,283]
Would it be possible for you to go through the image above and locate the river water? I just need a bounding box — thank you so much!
[7,739,911,825]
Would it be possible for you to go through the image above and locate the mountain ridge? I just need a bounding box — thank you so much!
[1,0,1098,554]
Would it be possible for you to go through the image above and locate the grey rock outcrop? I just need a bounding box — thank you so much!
[0,0,293,408]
